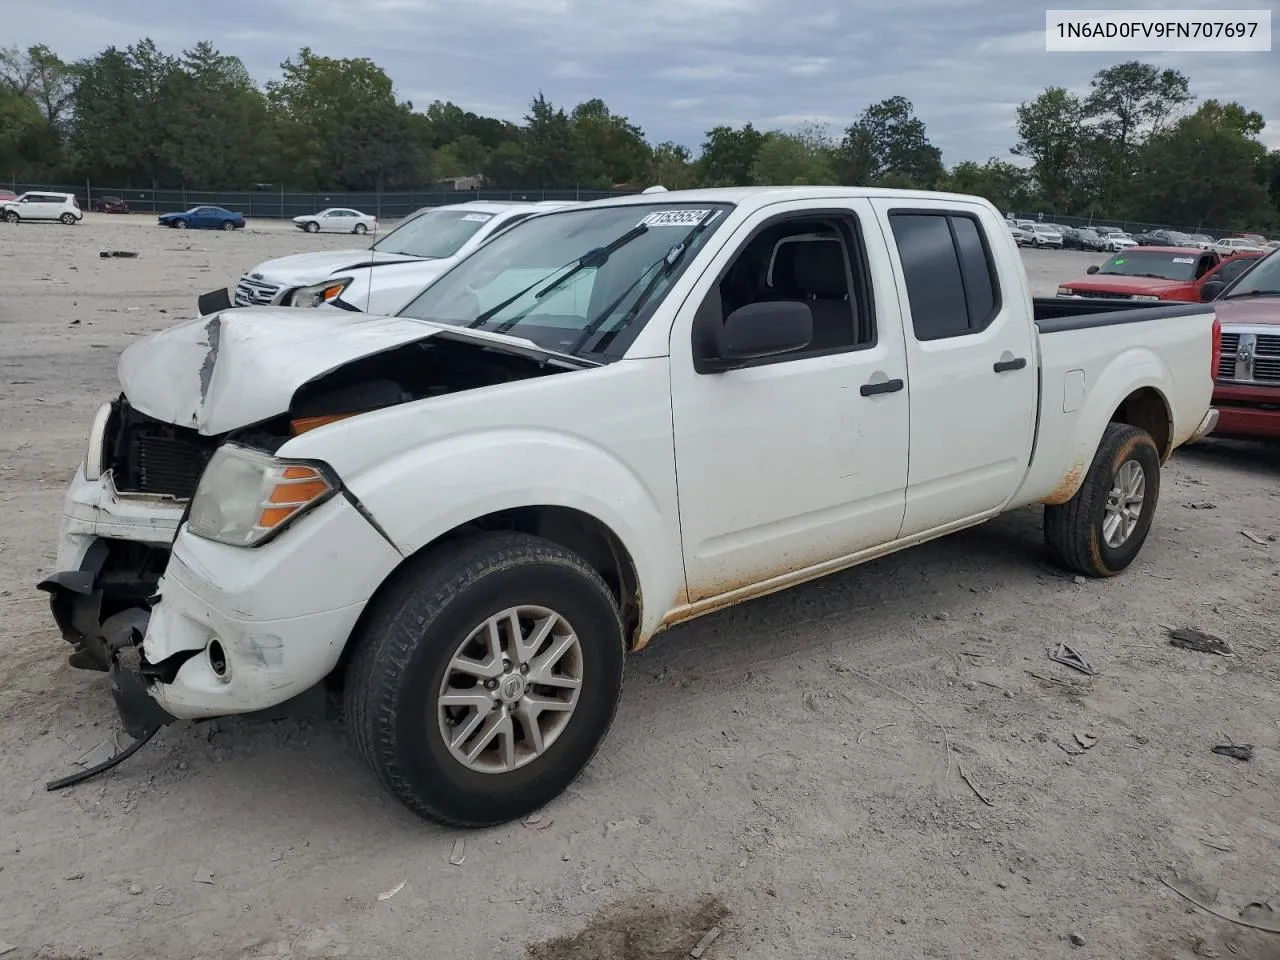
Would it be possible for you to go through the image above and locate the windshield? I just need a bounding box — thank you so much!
[1096,250,1201,281]
[397,202,733,360]
[372,207,500,259]
[1223,249,1280,298]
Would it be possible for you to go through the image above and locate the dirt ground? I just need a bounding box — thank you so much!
[2,214,1279,960]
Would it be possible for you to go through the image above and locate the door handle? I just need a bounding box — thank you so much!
[993,357,1027,373]
[860,378,904,397]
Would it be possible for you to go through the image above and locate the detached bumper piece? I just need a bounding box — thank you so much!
[45,622,175,793]
[38,538,170,671]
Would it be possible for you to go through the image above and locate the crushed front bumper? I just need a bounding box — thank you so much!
[137,494,402,720]
[39,467,184,670]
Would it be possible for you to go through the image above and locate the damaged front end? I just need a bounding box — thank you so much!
[40,308,587,701]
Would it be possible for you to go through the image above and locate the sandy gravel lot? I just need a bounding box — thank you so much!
[1,214,1279,960]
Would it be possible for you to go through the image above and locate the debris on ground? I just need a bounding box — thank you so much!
[524,813,554,830]
[958,762,994,806]
[1192,935,1220,957]
[1167,628,1234,657]
[1068,932,1085,947]
[689,925,722,958]
[192,866,214,884]
[127,883,142,896]
[99,250,139,258]
[1074,733,1098,750]
[1212,743,1254,762]
[1185,501,1218,510]
[1048,641,1097,676]
[449,839,466,865]
[1240,530,1269,545]
[1072,575,1086,585]
[63,871,84,881]
[377,879,406,901]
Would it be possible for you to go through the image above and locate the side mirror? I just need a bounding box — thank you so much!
[1200,280,1226,302]
[1086,265,1100,275]
[714,302,813,367]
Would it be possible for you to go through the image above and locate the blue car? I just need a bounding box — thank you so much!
[158,205,246,230]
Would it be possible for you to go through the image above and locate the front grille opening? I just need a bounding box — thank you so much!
[106,398,220,499]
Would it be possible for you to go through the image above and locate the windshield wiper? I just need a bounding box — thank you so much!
[567,213,719,356]
[1224,289,1280,299]
[471,223,649,331]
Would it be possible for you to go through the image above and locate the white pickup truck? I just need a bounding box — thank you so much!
[210,199,574,316]
[43,186,1221,827]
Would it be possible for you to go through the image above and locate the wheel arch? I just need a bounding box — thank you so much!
[331,504,646,688]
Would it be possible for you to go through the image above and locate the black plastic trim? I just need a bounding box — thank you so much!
[1034,299,1211,334]
[994,357,1028,372]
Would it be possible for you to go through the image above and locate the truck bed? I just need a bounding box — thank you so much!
[1033,297,1210,332]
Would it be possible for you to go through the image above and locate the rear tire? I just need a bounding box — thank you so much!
[344,531,626,827]
[354,223,368,235]
[60,212,77,225]
[221,220,235,231]
[1044,423,1161,578]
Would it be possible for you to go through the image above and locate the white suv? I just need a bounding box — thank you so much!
[1,191,83,224]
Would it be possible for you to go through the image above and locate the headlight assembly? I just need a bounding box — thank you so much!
[286,277,352,308]
[187,443,337,547]
[82,401,114,482]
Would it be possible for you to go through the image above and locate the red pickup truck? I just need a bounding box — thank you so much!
[1204,249,1280,440]
[1057,247,1263,303]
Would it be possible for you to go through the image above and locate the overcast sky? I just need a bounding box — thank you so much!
[7,0,1278,163]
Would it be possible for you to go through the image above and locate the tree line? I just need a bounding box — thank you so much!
[2,41,1278,230]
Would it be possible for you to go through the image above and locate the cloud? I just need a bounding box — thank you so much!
[6,0,1277,162]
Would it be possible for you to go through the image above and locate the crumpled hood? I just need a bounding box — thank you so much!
[248,248,425,287]
[117,308,551,436]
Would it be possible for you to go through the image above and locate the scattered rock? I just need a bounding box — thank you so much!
[1069,932,1085,947]
[1072,575,1086,585]
[1074,732,1098,750]
[963,680,979,691]
[127,883,143,896]
[996,881,1009,889]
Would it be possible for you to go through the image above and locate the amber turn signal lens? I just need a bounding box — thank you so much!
[290,413,355,435]
[256,464,333,531]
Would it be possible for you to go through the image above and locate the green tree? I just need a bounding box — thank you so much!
[162,42,270,187]
[516,93,589,188]
[1083,61,1192,211]
[838,97,943,188]
[1135,101,1270,229]
[696,124,764,186]
[751,127,836,185]
[571,98,652,185]
[267,47,407,188]
[943,159,1035,212]
[1012,87,1086,212]
[0,85,45,175]
[648,141,696,189]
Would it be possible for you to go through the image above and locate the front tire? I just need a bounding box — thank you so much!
[1044,423,1161,577]
[4,211,18,223]
[344,531,626,827]
[305,221,319,233]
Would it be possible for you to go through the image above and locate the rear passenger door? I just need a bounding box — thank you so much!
[873,201,1038,537]
[670,199,910,601]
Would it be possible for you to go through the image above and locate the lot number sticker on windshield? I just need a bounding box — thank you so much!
[461,213,493,222]
[640,209,712,227]
[1172,257,1195,263]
